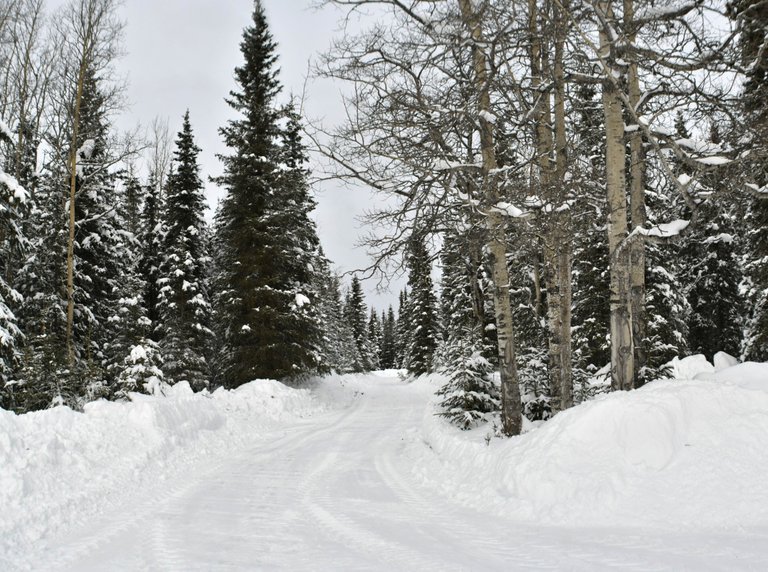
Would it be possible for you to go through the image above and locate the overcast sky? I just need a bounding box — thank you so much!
[104,0,404,311]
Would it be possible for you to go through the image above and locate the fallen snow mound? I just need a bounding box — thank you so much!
[0,378,341,564]
[412,359,768,529]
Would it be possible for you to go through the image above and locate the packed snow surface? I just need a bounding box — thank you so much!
[3,363,768,570]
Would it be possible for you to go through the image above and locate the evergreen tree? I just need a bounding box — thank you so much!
[345,276,373,371]
[643,166,690,379]
[679,125,744,361]
[156,111,212,390]
[437,229,488,369]
[213,3,322,385]
[110,265,165,398]
[734,0,768,360]
[314,253,358,373]
[14,169,68,411]
[138,172,164,341]
[71,68,129,396]
[395,288,410,368]
[367,308,382,369]
[436,229,500,421]
[507,228,549,420]
[380,306,397,368]
[437,327,499,430]
[571,83,610,389]
[402,235,439,376]
[0,119,27,410]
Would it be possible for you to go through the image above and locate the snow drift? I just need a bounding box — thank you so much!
[411,358,768,529]
[0,378,343,565]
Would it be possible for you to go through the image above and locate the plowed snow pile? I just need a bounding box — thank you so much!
[411,357,768,529]
[0,378,346,561]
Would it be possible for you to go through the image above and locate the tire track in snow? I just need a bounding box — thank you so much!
[297,395,455,571]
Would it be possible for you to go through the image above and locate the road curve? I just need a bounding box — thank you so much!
[27,374,768,571]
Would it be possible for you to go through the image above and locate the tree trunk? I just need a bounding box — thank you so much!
[459,0,523,436]
[625,0,647,387]
[552,0,573,409]
[530,0,573,413]
[599,0,634,391]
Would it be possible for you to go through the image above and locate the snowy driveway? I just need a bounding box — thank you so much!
[23,374,768,571]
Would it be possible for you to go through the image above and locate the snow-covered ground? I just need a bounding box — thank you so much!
[3,361,768,570]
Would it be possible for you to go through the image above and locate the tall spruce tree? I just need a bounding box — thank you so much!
[156,111,212,390]
[213,3,323,384]
[402,235,438,376]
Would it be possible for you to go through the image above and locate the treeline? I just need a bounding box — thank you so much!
[0,0,409,414]
[316,0,768,434]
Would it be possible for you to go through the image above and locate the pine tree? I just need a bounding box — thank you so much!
[367,308,382,369]
[571,83,611,390]
[436,229,500,421]
[70,68,129,396]
[402,235,438,376]
[437,328,499,430]
[213,3,322,385]
[734,0,768,360]
[380,306,397,368]
[643,168,690,379]
[156,111,212,390]
[345,276,373,371]
[314,252,358,373]
[679,125,744,361]
[395,289,410,368]
[135,172,163,336]
[14,170,68,411]
[110,266,165,398]
[0,119,27,410]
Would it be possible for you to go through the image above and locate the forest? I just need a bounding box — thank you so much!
[0,0,766,443]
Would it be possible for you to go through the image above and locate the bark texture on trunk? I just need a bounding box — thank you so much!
[599,0,634,391]
[459,0,523,436]
[625,0,647,388]
[530,0,573,413]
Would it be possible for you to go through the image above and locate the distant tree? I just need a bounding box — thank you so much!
[395,289,410,368]
[314,252,358,373]
[402,235,438,376]
[367,308,382,369]
[344,276,373,371]
[380,306,397,368]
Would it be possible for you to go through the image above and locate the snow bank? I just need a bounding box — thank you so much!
[410,361,768,529]
[0,377,346,563]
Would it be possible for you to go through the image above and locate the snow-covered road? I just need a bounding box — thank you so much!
[24,373,768,571]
